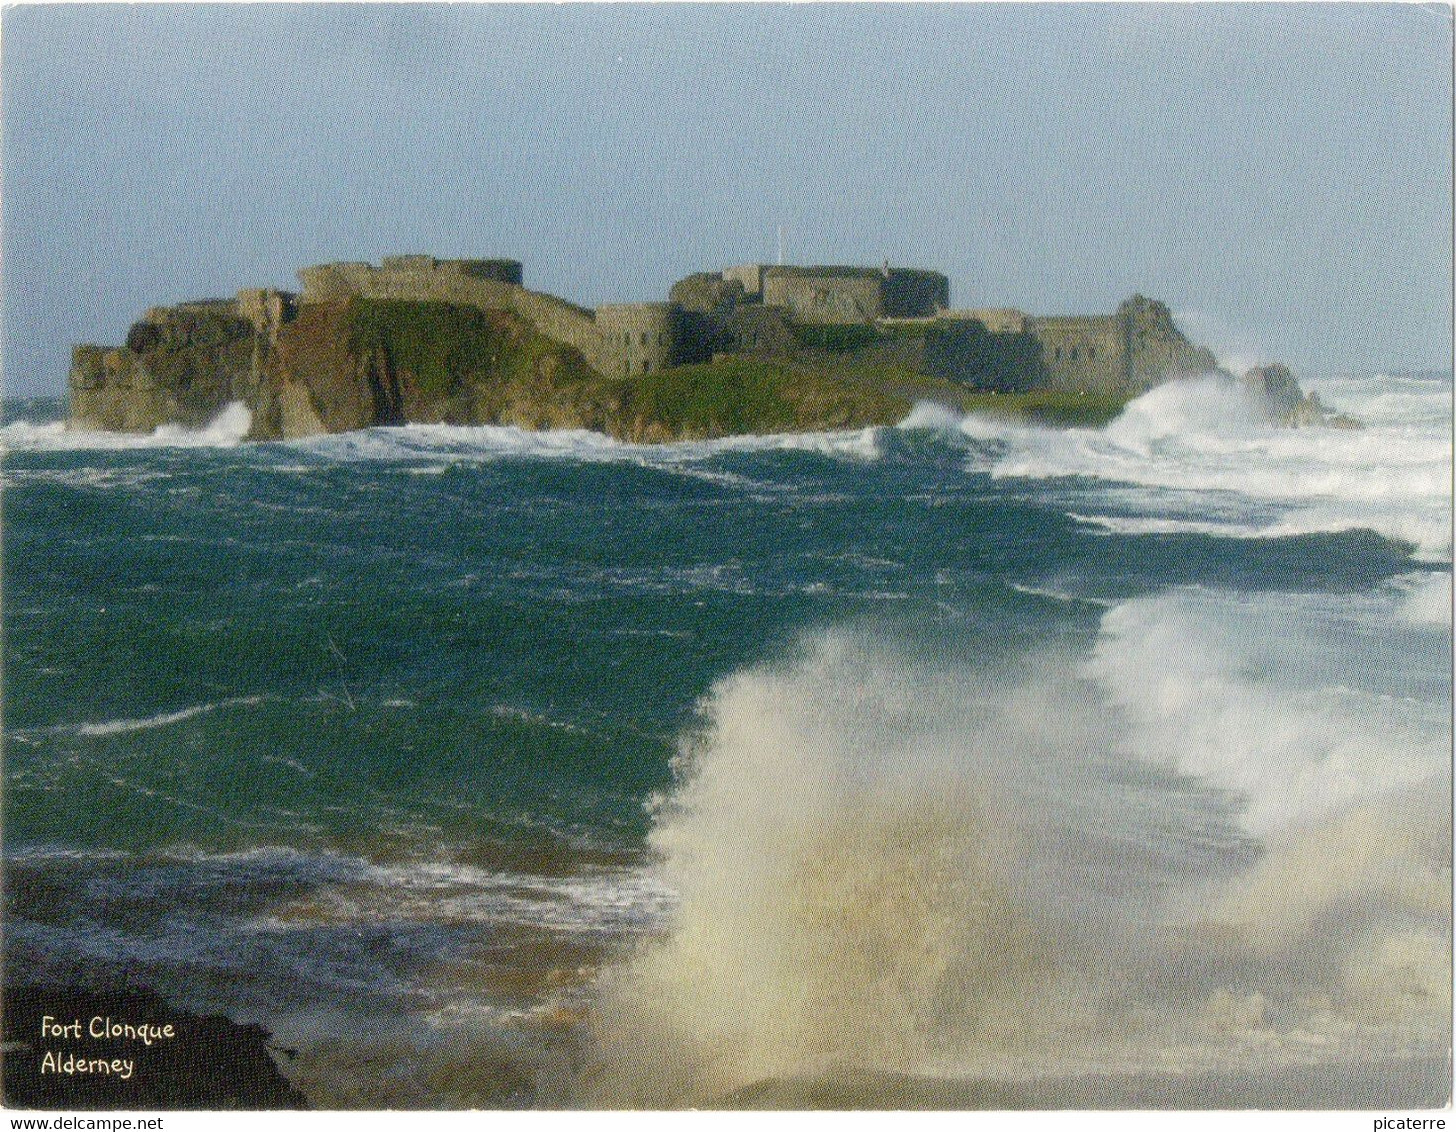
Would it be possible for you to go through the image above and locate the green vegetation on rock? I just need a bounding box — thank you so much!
[789,323,882,353]
[341,303,928,441]
[614,356,1135,439]
[617,357,798,436]
[614,357,912,440]
[347,299,595,401]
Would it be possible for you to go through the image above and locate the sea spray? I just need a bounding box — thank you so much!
[579,586,1450,1103]
[0,401,252,451]
[577,629,1239,1103]
[1086,589,1451,1063]
[1396,570,1453,626]
[898,374,1453,559]
[582,632,1063,1104]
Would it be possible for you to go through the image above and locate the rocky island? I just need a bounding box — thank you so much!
[68,256,1343,441]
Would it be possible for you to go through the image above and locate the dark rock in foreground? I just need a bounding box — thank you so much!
[3,985,309,1110]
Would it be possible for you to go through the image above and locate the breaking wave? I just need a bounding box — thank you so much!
[283,421,886,467]
[0,402,253,451]
[900,373,1452,560]
[582,584,1450,1104]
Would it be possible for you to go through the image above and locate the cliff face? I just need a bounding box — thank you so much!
[70,299,620,440]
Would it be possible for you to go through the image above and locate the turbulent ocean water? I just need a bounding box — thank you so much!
[2,373,1451,1108]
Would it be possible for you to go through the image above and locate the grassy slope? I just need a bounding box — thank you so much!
[345,299,621,430]
[617,357,910,440]
[794,360,1132,429]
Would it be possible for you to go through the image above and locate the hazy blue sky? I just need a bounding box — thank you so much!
[2,3,1451,394]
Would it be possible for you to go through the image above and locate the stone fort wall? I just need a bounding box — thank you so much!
[1026,315,1128,392]
[942,294,1218,395]
[758,266,949,324]
[763,269,885,324]
[595,304,680,377]
[294,257,690,377]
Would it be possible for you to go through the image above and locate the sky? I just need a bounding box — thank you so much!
[1,2,1451,395]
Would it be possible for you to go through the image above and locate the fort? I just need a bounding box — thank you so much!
[69,253,1226,439]
[142,254,1214,391]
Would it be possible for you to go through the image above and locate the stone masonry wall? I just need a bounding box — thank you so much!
[1027,315,1129,392]
[945,308,1028,335]
[595,304,679,376]
[722,264,765,299]
[880,269,950,318]
[510,290,603,368]
[1121,294,1217,389]
[758,266,948,324]
[762,270,885,324]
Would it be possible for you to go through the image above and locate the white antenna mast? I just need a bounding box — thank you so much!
[777,224,784,266]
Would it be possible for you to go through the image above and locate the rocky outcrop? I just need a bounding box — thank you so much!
[3,984,308,1109]
[66,292,945,441]
[1241,364,1361,428]
[73,258,1336,441]
[70,305,257,433]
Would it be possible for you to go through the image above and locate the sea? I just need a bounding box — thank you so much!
[2,372,1451,1108]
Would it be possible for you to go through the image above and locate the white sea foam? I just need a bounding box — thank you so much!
[67,695,262,738]
[0,401,253,451]
[76,705,217,737]
[1084,588,1447,837]
[1391,570,1454,626]
[895,401,965,433]
[5,844,134,865]
[1067,512,1265,539]
[1008,582,1114,607]
[130,840,672,936]
[356,860,674,933]
[210,852,677,936]
[587,585,1450,1101]
[902,373,1453,560]
[0,466,177,491]
[285,420,886,468]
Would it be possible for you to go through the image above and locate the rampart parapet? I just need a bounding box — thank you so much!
[756,265,949,324]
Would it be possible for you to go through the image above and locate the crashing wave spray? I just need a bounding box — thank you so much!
[580,633,1073,1104]
[578,588,1449,1105]
[0,401,253,451]
[899,372,1453,560]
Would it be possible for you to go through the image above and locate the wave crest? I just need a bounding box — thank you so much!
[903,375,1451,560]
[1,402,252,451]
[582,588,1450,1102]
